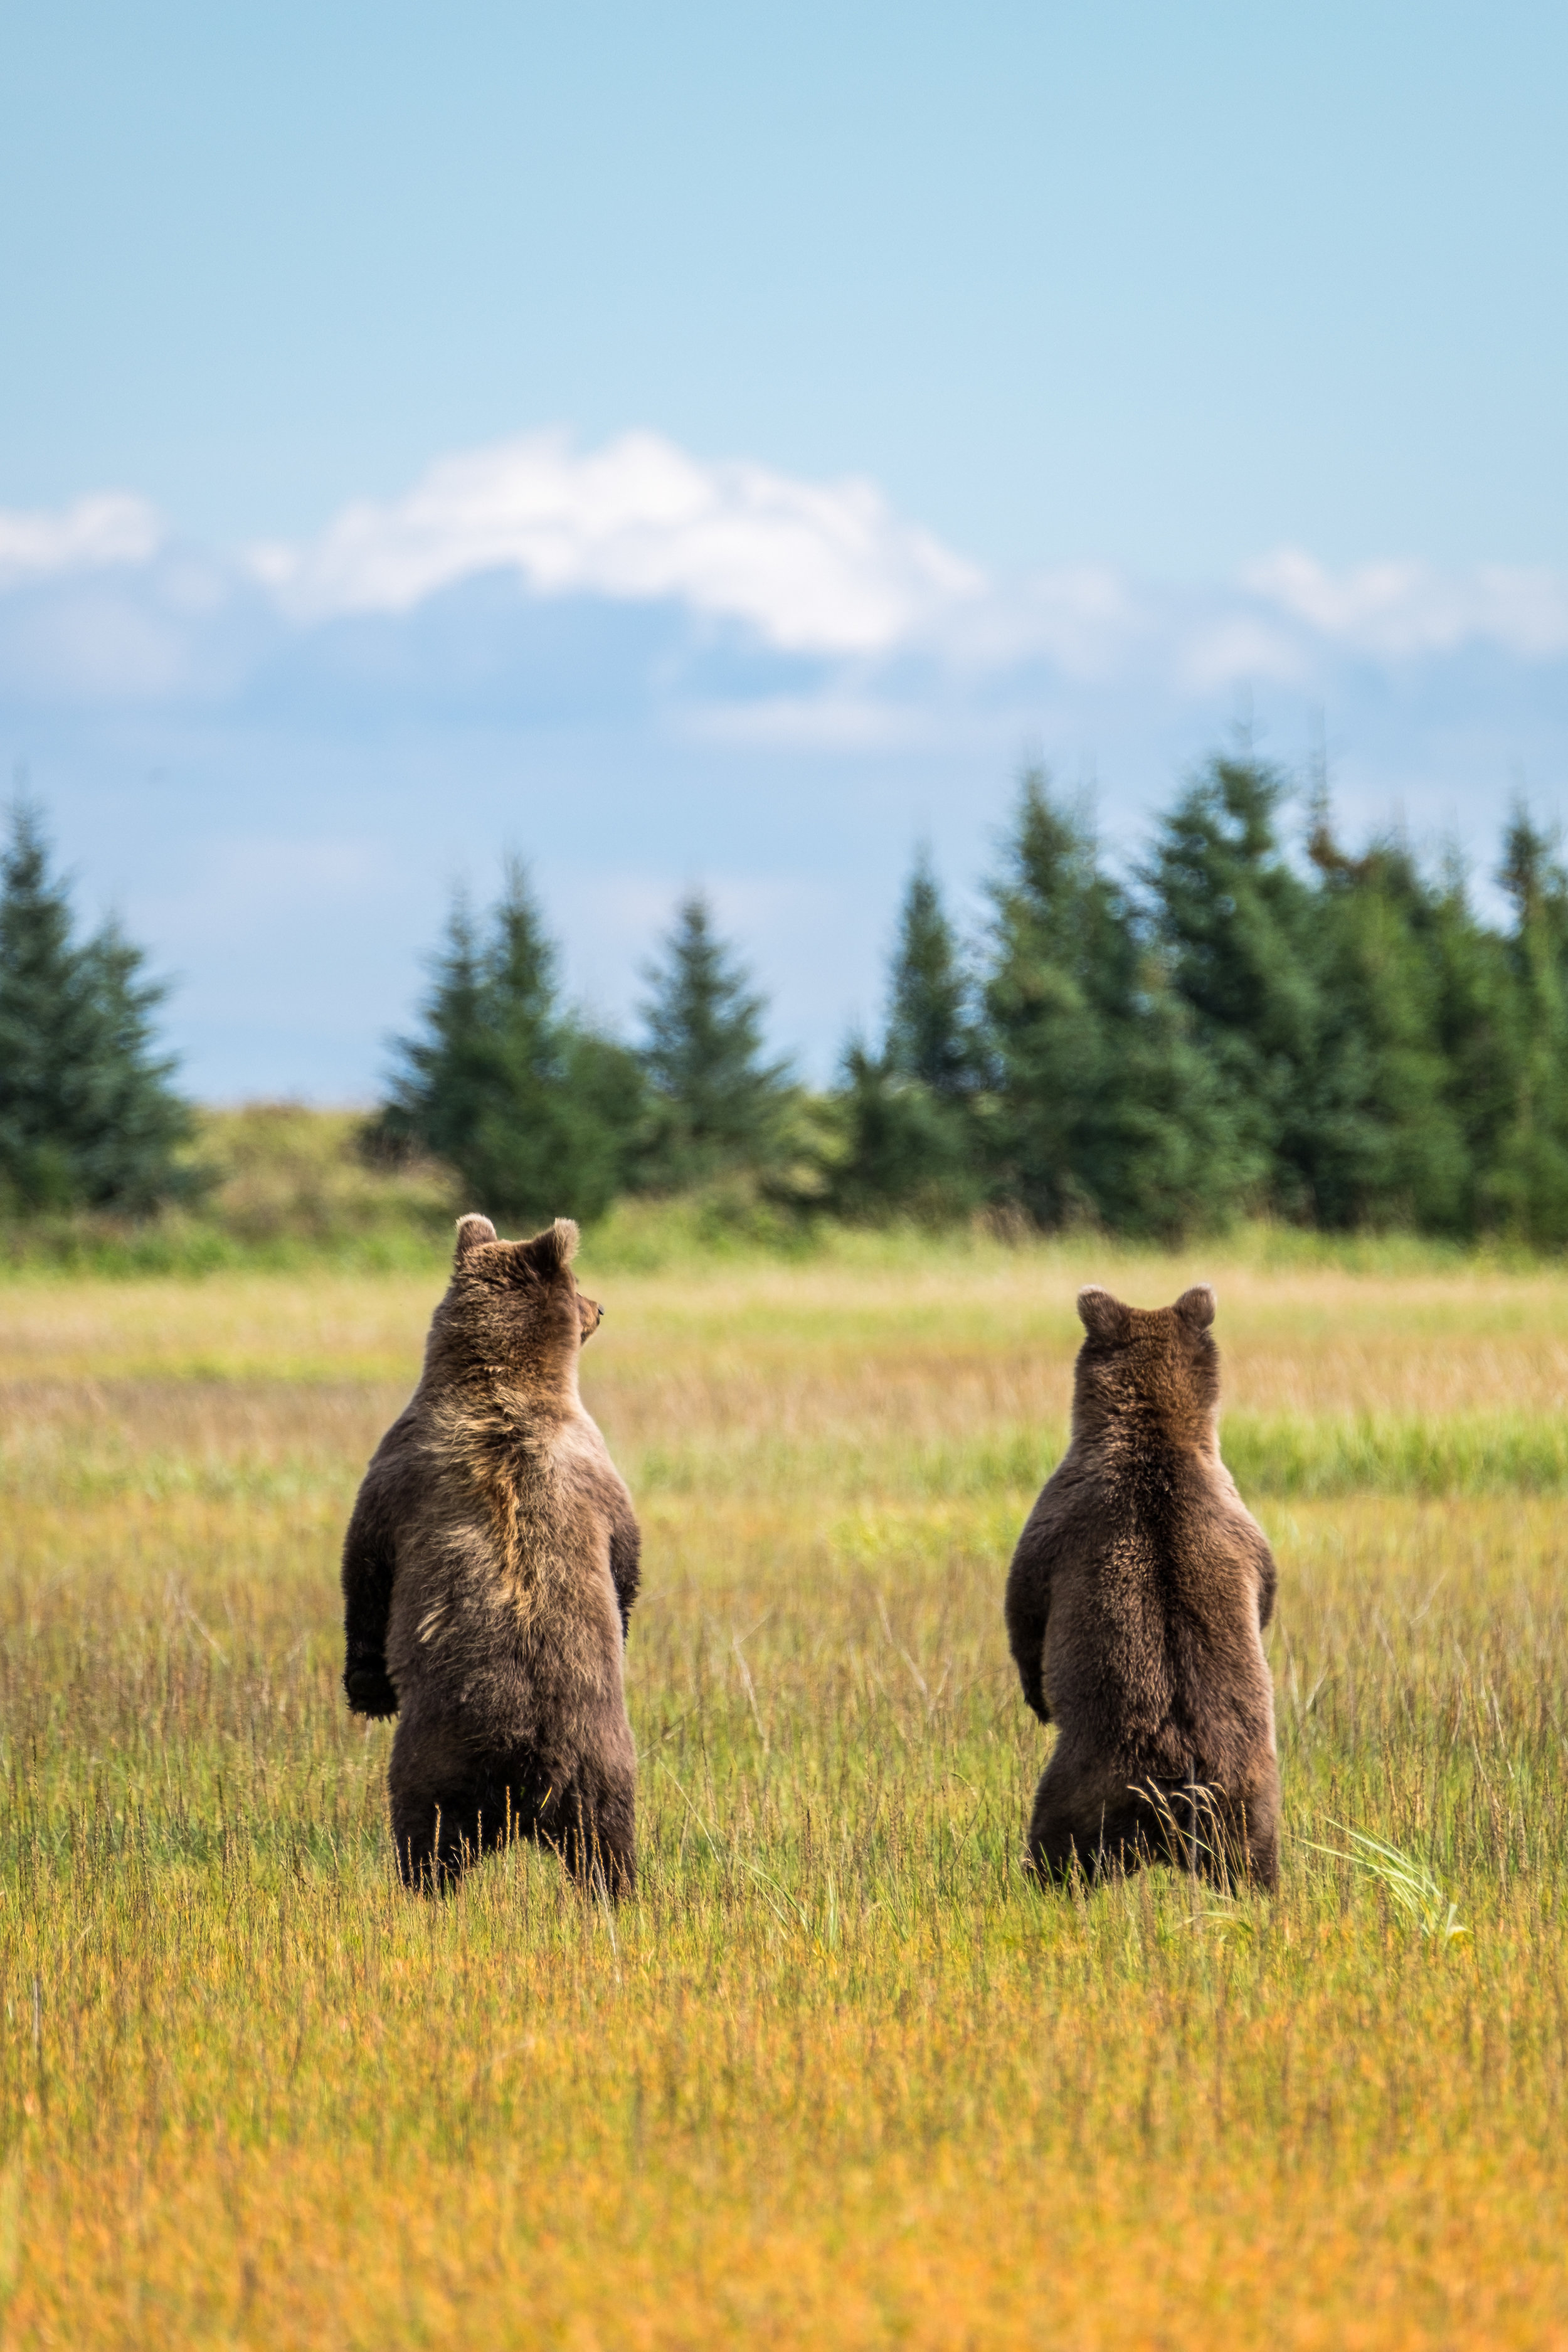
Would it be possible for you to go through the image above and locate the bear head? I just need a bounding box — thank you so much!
[1070,1281,1219,1446]
[426,1213,603,1395]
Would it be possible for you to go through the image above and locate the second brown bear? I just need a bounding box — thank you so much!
[1005,1283,1279,1890]
[341,1214,640,1896]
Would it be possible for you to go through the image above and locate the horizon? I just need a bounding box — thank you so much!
[4,3,1565,1095]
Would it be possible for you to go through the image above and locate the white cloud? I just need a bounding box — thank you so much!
[1177,614,1309,692]
[943,565,1147,681]
[247,428,987,656]
[7,440,1568,722]
[1244,547,1568,661]
[0,493,164,588]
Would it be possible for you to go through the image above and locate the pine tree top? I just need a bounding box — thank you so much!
[883,848,975,1101]
[639,893,792,1184]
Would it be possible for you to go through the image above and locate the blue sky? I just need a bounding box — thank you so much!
[3,2,1567,1094]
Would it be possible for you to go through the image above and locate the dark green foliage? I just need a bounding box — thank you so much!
[884,849,977,1101]
[1142,755,1568,1239]
[828,756,1568,1246]
[978,771,1249,1237]
[1145,754,1495,1233]
[980,775,1125,1227]
[1146,754,1322,1214]
[637,894,793,1190]
[379,862,644,1227]
[829,854,981,1221]
[828,1038,979,1222]
[1302,820,1475,1232]
[0,801,191,1214]
[1424,850,1522,1216]
[31,741,1553,1253]
[1482,813,1568,1244]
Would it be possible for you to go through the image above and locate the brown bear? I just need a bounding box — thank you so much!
[340,1213,640,1897]
[1004,1283,1279,1891]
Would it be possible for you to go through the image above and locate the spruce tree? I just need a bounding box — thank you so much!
[1422,845,1520,1229]
[829,1033,980,1222]
[830,852,980,1220]
[884,849,976,1099]
[980,770,1244,1236]
[1305,823,1474,1231]
[638,894,791,1189]
[0,801,191,1214]
[1482,812,1568,1244]
[1147,753,1320,1216]
[381,861,642,1226]
[1151,757,1523,1234]
[980,775,1117,1226]
[381,894,493,1177]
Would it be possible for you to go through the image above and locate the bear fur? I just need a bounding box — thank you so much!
[341,1213,640,1897]
[1004,1283,1279,1891]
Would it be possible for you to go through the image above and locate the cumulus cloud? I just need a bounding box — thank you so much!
[0,493,164,588]
[1175,612,1310,692]
[246,429,987,656]
[7,439,1568,717]
[1243,548,1568,662]
[940,565,1146,681]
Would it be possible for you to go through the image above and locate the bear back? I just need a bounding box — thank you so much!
[1005,1280,1277,1786]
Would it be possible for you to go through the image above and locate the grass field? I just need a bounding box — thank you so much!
[3,1235,1568,2347]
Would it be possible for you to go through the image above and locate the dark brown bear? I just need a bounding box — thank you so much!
[1004,1283,1279,1890]
[340,1214,640,1897]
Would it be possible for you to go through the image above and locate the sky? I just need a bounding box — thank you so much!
[3,1,1567,1095]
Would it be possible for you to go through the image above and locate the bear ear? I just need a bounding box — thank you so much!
[454,1214,497,1263]
[1175,1283,1216,1331]
[517,1216,580,1279]
[1077,1285,1131,1342]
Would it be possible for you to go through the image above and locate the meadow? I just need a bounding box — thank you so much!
[3,1232,1568,2347]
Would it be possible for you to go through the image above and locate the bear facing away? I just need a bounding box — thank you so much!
[1004,1283,1279,1891]
[341,1214,640,1897]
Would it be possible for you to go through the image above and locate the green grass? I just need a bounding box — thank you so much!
[9,1096,1568,1279]
[2,1250,1568,2344]
[632,1409,1568,1497]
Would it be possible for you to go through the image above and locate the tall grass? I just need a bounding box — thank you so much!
[2,1251,1567,2344]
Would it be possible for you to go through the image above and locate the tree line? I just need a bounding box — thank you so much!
[8,752,1568,1242]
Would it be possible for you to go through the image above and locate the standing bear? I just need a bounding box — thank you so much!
[340,1214,640,1896]
[1005,1283,1279,1890]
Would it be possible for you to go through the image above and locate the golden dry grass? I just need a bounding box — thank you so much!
[3,1242,1568,2347]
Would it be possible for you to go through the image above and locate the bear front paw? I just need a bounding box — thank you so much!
[344,1661,399,1717]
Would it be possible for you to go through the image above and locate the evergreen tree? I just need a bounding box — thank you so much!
[828,1034,980,1222]
[1482,812,1568,1244]
[0,800,191,1214]
[1151,757,1523,1234]
[1422,845,1521,1226]
[381,862,642,1226]
[637,894,792,1189]
[980,770,1245,1236]
[381,894,493,1177]
[830,852,980,1221]
[884,849,977,1099]
[1147,753,1320,1216]
[1304,821,1475,1231]
[979,775,1120,1226]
